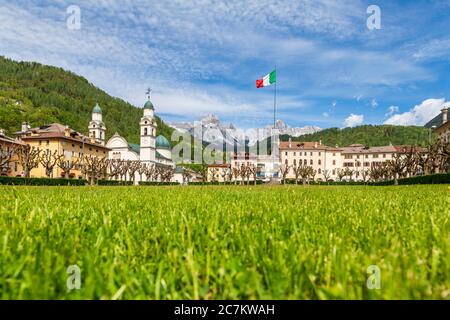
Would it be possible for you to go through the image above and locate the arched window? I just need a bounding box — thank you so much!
[144,128,148,136]
[100,132,103,139]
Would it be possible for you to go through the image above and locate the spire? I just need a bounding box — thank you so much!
[92,103,102,114]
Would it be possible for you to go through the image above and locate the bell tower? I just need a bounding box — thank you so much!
[140,88,157,162]
[88,103,106,145]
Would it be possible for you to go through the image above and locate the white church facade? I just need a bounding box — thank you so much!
[105,98,175,170]
[85,97,203,184]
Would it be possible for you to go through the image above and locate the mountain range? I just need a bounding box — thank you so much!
[169,114,322,147]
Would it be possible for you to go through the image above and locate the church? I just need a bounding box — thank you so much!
[87,97,175,181]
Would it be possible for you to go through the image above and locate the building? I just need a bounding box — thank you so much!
[16,115,110,178]
[255,154,280,181]
[433,108,450,143]
[339,144,397,180]
[106,98,175,182]
[207,164,231,182]
[279,139,342,181]
[0,129,25,177]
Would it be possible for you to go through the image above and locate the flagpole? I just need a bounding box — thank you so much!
[273,65,277,129]
[273,65,277,182]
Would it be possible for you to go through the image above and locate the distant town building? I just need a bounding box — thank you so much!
[207,163,231,182]
[279,139,341,181]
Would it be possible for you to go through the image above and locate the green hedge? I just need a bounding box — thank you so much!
[189,181,264,186]
[283,173,450,186]
[97,180,134,186]
[0,176,87,186]
[139,181,180,186]
[371,173,450,186]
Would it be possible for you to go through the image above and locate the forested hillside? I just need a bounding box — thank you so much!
[0,56,173,143]
[283,125,431,147]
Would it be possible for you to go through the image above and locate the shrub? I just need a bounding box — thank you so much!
[97,180,134,186]
[0,176,87,186]
[371,173,450,186]
[139,181,180,186]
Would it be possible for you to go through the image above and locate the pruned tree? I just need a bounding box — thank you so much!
[343,167,354,182]
[17,145,41,178]
[108,159,124,181]
[57,157,79,179]
[232,167,240,185]
[182,168,193,185]
[210,167,219,182]
[137,163,147,182]
[0,143,17,176]
[39,150,63,178]
[154,166,165,182]
[161,166,175,182]
[310,169,317,182]
[323,169,331,182]
[293,164,314,186]
[248,164,258,185]
[126,161,141,184]
[336,168,346,182]
[144,163,156,182]
[83,155,108,185]
[386,154,408,185]
[279,164,291,184]
[239,164,251,185]
[360,169,370,183]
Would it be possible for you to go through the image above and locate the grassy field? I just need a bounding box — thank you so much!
[0,185,448,300]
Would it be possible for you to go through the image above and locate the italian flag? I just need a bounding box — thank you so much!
[256,70,276,88]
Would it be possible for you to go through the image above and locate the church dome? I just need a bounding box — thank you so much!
[144,100,154,110]
[156,135,171,149]
[92,103,102,114]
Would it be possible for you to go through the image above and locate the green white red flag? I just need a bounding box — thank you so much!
[256,70,276,88]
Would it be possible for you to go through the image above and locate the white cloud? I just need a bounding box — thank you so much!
[322,112,330,117]
[0,1,441,129]
[413,38,450,61]
[371,99,378,109]
[384,99,449,126]
[343,114,364,128]
[385,105,399,117]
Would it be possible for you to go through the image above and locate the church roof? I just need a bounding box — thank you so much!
[128,143,140,154]
[156,150,171,161]
[156,135,171,149]
[19,123,109,150]
[144,100,154,110]
[93,103,102,114]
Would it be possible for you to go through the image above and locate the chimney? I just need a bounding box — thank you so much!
[64,125,71,137]
[314,142,318,149]
[289,137,292,148]
[319,140,322,146]
[442,108,448,125]
[0,128,5,137]
[21,122,30,133]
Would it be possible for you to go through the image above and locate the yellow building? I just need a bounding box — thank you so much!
[0,129,25,177]
[17,122,110,178]
[11,105,110,179]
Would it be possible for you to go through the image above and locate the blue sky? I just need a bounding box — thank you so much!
[1,0,450,129]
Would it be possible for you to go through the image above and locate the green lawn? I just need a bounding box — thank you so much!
[0,185,448,300]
